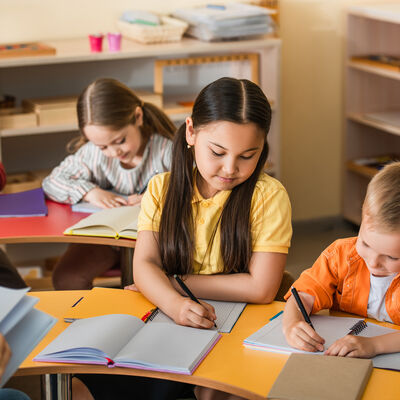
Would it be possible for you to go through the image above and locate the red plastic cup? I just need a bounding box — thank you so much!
[88,34,104,52]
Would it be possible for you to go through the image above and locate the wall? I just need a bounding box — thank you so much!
[1,0,398,221]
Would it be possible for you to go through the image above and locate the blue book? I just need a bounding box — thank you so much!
[0,287,56,387]
[0,187,48,217]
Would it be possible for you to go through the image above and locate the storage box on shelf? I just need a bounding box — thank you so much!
[344,4,400,225]
[22,96,78,127]
[117,16,188,44]
[0,108,36,130]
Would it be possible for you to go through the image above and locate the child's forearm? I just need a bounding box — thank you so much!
[177,251,286,303]
[135,260,182,314]
[177,272,277,303]
[373,332,400,355]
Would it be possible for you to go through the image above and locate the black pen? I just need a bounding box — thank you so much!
[173,274,217,328]
[291,286,315,330]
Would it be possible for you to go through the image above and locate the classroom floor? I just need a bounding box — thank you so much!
[5,217,358,399]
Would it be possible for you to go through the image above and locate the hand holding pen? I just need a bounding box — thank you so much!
[283,287,325,352]
[174,274,217,329]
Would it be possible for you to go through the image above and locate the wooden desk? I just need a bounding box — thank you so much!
[0,200,135,286]
[16,291,400,400]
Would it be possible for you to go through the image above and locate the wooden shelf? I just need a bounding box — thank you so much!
[348,4,400,24]
[347,112,400,137]
[0,100,276,137]
[343,5,400,224]
[0,36,279,69]
[0,123,78,138]
[348,60,400,81]
[0,35,281,179]
[346,161,379,179]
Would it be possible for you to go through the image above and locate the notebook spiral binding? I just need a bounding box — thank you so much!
[349,320,367,335]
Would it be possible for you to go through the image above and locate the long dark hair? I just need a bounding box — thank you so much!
[159,77,272,276]
[68,78,175,152]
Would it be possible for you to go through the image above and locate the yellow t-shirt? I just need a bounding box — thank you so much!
[138,172,292,274]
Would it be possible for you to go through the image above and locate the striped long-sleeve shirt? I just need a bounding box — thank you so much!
[42,133,172,204]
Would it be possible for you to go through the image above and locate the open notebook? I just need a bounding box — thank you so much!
[63,287,246,334]
[64,205,140,239]
[244,314,400,371]
[0,287,56,387]
[34,314,220,375]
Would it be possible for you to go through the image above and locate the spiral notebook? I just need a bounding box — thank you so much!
[244,314,400,370]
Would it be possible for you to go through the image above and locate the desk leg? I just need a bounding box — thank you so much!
[41,373,71,400]
[120,247,134,287]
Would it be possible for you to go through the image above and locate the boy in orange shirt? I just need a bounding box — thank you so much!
[283,162,400,358]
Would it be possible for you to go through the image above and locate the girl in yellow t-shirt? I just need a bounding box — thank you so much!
[133,77,292,324]
[130,77,292,399]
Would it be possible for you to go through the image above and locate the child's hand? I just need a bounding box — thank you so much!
[173,298,216,329]
[325,335,377,358]
[83,188,128,208]
[284,321,325,352]
[127,194,143,206]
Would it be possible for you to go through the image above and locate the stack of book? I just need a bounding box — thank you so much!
[172,3,276,42]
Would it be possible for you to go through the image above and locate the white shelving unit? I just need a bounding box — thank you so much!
[344,4,400,225]
[0,35,281,178]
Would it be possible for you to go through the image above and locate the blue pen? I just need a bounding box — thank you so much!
[269,310,283,321]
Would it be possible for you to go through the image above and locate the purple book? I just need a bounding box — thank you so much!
[0,187,48,217]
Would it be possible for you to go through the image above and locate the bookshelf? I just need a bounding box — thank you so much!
[0,35,281,183]
[344,4,400,225]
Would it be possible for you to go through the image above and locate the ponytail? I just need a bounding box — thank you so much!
[159,124,195,275]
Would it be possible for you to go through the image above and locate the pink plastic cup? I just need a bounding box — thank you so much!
[107,32,122,52]
[88,34,104,52]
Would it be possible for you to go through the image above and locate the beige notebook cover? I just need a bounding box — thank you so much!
[268,353,372,400]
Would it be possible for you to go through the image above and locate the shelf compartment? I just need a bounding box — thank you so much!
[348,60,400,81]
[347,112,400,137]
[346,161,378,179]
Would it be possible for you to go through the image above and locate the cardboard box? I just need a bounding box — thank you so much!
[22,96,78,126]
[0,108,37,130]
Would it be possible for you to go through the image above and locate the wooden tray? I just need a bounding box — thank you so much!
[0,42,56,59]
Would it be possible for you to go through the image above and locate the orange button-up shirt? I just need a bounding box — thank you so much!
[285,237,400,325]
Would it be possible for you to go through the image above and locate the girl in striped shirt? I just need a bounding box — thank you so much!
[42,78,175,290]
